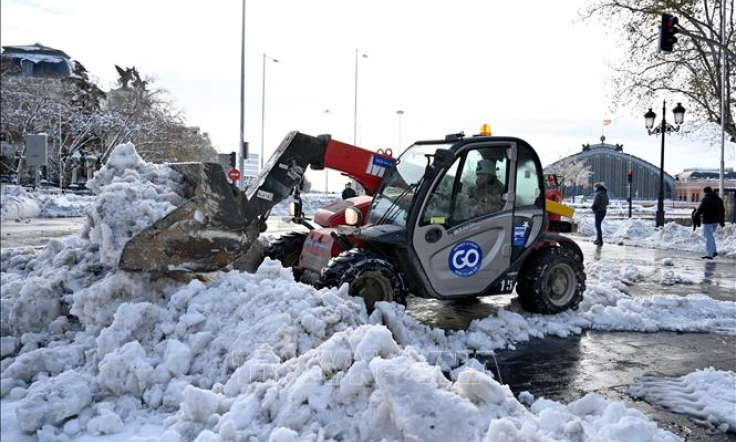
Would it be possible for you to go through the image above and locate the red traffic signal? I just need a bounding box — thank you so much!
[659,13,679,52]
[627,171,633,181]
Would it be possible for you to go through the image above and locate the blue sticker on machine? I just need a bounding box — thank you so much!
[513,225,527,247]
[366,155,395,178]
[448,241,483,277]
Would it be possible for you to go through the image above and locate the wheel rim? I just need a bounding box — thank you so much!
[545,263,576,306]
[349,270,393,311]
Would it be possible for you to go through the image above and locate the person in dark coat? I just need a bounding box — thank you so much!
[342,182,357,200]
[591,182,609,246]
[693,186,726,259]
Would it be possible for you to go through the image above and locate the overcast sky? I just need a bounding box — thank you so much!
[2,0,733,190]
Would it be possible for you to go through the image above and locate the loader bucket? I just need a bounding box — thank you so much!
[118,162,260,273]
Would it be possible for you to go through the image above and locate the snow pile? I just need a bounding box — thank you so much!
[576,216,736,256]
[35,191,95,218]
[0,185,95,219]
[147,324,680,442]
[270,192,340,216]
[629,368,736,433]
[81,142,187,266]
[0,185,41,219]
[1,144,733,440]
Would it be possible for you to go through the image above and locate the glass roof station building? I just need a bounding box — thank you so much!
[544,136,675,201]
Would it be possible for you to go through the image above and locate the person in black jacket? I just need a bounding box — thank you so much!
[693,186,726,259]
[591,182,609,246]
[342,182,357,200]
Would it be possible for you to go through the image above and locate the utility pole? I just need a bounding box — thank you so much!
[238,0,246,187]
[719,0,726,196]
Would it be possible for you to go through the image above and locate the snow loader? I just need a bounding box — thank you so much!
[119,128,585,314]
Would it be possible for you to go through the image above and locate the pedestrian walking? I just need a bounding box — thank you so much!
[693,186,726,259]
[591,182,609,246]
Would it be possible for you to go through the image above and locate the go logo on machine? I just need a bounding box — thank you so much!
[449,241,483,277]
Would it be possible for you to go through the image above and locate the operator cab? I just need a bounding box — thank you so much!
[356,127,547,300]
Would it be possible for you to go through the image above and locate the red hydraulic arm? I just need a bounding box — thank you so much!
[323,138,395,196]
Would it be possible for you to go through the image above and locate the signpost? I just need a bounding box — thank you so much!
[25,134,48,188]
[228,168,241,184]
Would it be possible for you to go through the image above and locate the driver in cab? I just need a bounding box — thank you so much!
[467,159,504,216]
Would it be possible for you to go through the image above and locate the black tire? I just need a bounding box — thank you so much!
[515,246,585,314]
[265,232,307,279]
[320,248,408,313]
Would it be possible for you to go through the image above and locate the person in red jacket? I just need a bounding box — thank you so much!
[693,186,726,259]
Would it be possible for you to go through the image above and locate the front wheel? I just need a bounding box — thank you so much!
[320,248,407,313]
[515,246,585,314]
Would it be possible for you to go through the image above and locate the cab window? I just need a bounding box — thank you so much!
[420,147,508,227]
[452,148,507,225]
[421,160,459,225]
[515,146,542,207]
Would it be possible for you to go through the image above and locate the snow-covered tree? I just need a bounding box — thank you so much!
[582,0,735,142]
[545,158,594,187]
[1,63,217,185]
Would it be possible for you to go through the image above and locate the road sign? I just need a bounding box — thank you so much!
[228,168,241,182]
[25,134,48,167]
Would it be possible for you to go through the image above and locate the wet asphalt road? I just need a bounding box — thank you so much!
[406,237,735,441]
[2,219,734,440]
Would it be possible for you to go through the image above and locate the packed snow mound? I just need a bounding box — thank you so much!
[270,192,340,216]
[0,185,41,219]
[81,142,188,267]
[143,324,680,442]
[576,216,736,256]
[1,185,95,219]
[629,368,736,433]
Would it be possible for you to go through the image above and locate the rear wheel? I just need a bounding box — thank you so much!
[320,248,407,313]
[516,246,585,314]
[265,232,307,279]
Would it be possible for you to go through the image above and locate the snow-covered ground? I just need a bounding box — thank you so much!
[629,368,736,434]
[1,144,735,441]
[575,215,736,257]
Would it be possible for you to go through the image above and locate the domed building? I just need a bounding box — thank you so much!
[544,136,675,200]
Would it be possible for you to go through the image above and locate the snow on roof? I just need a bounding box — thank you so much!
[2,43,72,59]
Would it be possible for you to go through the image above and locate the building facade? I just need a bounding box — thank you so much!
[674,168,736,203]
[544,136,675,201]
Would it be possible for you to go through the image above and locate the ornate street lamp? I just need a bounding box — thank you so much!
[644,101,686,227]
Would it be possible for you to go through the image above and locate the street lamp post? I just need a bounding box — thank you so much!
[323,109,331,194]
[238,0,246,188]
[353,49,368,145]
[644,100,686,227]
[260,53,279,170]
[396,110,404,149]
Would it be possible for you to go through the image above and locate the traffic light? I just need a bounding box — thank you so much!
[659,13,679,52]
[627,171,633,182]
[229,151,236,168]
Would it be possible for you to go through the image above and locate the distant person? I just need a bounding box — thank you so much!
[342,182,357,200]
[693,186,725,259]
[591,182,609,246]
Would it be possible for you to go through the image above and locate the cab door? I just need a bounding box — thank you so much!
[412,143,517,297]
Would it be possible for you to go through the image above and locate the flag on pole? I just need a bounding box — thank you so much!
[603,119,612,126]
